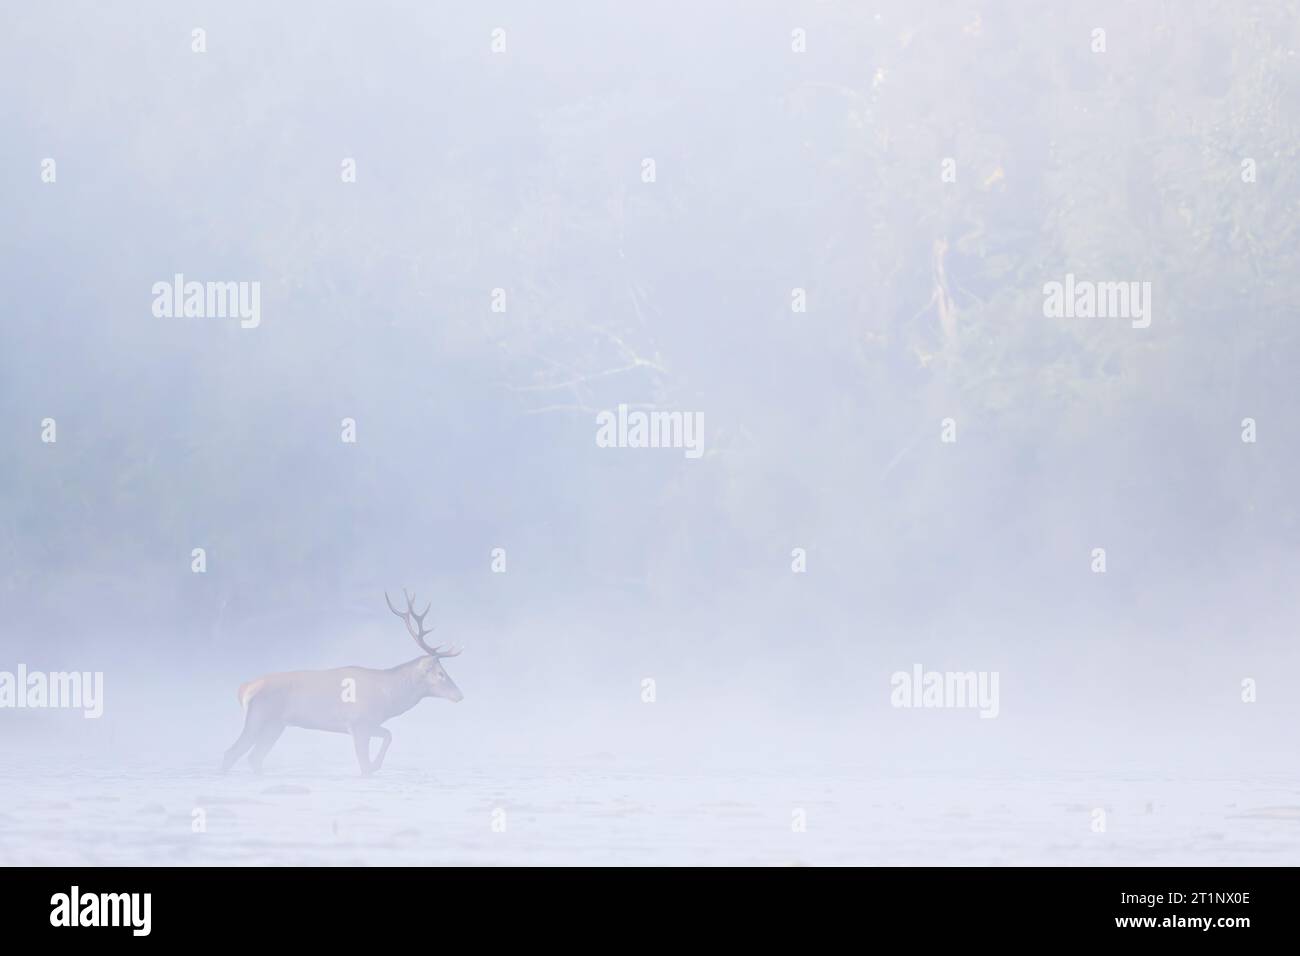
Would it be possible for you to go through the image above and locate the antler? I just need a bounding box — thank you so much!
[384,589,461,658]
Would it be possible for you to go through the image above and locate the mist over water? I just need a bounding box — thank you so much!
[2,1,1299,864]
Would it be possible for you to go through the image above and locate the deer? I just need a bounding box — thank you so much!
[221,590,463,775]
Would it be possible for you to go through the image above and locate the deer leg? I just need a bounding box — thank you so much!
[221,713,263,772]
[247,722,286,775]
[369,727,393,772]
[350,724,375,775]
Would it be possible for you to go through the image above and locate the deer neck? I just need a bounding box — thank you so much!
[381,657,431,717]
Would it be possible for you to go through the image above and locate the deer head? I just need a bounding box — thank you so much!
[385,589,464,703]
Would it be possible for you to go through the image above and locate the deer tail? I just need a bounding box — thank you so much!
[237,679,266,713]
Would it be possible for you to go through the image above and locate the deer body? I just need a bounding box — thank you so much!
[222,592,463,775]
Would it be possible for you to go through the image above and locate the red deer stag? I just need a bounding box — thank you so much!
[222,590,463,774]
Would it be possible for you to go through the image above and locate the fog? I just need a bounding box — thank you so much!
[2,1,1299,864]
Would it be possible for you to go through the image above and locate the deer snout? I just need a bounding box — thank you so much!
[435,673,464,703]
